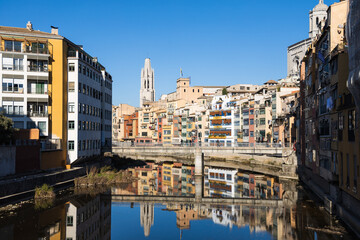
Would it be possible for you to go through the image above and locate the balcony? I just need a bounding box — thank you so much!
[3,110,25,117]
[27,110,48,117]
[28,65,48,72]
[40,139,62,151]
[1,42,50,55]
[2,64,23,71]
[27,86,48,95]
[2,87,24,94]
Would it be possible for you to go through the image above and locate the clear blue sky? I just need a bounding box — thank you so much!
[0,0,337,107]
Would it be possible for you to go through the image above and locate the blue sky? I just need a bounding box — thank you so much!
[0,0,337,107]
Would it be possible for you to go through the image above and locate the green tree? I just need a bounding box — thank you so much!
[222,88,228,95]
[0,114,15,144]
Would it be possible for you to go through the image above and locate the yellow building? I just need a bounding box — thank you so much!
[0,23,68,169]
[1,22,112,168]
[162,124,172,146]
[162,163,173,193]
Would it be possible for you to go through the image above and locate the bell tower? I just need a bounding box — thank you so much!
[309,0,328,39]
[139,58,155,106]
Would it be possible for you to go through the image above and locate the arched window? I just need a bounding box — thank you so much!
[316,17,319,25]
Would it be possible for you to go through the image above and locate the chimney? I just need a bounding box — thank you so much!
[26,21,33,31]
[51,26,59,35]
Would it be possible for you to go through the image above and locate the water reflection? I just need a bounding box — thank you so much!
[0,161,355,240]
[65,195,111,240]
[112,162,284,199]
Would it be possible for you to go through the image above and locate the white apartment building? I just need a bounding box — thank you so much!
[209,95,240,146]
[208,168,237,198]
[67,46,112,163]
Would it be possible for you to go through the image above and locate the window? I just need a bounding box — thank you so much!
[68,121,75,130]
[68,103,75,113]
[66,216,73,226]
[38,121,46,133]
[347,154,350,188]
[354,155,358,190]
[250,131,254,137]
[348,110,355,141]
[27,121,36,129]
[260,118,266,125]
[250,119,254,125]
[4,40,22,52]
[13,121,23,129]
[68,141,75,151]
[68,63,75,72]
[68,82,75,92]
[79,63,82,73]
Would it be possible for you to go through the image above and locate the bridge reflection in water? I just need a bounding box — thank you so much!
[109,161,301,239]
[0,161,352,239]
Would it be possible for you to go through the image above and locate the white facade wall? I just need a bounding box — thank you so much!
[0,47,50,137]
[67,50,112,163]
[208,168,237,198]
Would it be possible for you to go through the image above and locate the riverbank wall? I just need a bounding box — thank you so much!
[0,158,112,206]
[299,166,360,238]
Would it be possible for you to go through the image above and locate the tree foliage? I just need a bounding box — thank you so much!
[0,114,15,144]
[222,88,228,95]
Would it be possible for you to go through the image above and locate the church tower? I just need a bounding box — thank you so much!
[140,58,155,107]
[309,0,328,39]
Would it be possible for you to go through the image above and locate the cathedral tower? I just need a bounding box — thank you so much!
[140,58,155,107]
[309,0,328,39]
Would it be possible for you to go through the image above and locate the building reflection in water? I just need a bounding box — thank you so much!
[65,195,111,240]
[110,161,300,239]
[0,161,352,240]
[140,203,154,237]
[0,193,111,240]
[112,161,284,200]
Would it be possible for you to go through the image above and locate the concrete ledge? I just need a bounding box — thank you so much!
[108,194,283,207]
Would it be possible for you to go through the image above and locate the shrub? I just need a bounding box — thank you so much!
[34,184,55,199]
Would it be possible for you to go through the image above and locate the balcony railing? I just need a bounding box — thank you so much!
[28,66,48,72]
[2,88,24,94]
[2,64,23,71]
[27,111,48,117]
[1,44,49,55]
[3,110,25,117]
[27,89,48,95]
[40,139,62,151]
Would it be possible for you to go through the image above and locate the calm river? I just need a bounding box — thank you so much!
[0,162,356,239]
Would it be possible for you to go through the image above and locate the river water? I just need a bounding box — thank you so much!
[0,162,356,239]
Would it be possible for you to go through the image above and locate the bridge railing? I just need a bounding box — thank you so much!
[112,141,288,148]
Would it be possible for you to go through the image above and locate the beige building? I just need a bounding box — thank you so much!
[112,104,136,142]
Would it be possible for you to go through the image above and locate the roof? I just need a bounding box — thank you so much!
[264,80,278,84]
[194,86,226,88]
[0,26,63,39]
[280,90,300,98]
[313,1,328,11]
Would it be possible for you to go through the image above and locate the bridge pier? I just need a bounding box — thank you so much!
[195,148,204,176]
[195,175,203,202]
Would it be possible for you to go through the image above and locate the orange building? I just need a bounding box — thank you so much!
[123,112,138,141]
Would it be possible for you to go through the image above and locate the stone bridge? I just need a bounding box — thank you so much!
[112,146,298,179]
